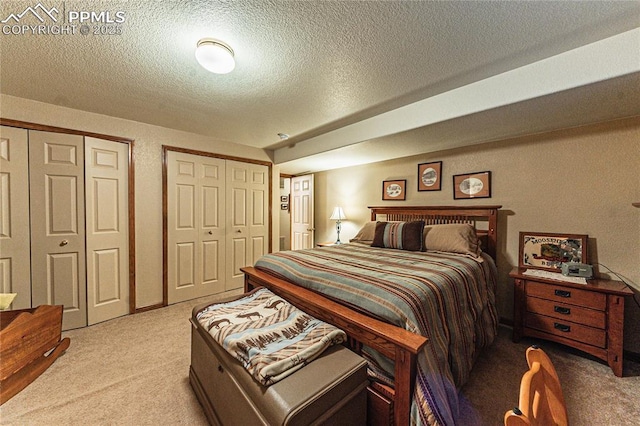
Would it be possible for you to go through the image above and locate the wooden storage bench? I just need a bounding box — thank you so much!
[189,298,369,425]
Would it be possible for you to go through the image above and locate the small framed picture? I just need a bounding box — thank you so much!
[382,179,406,201]
[280,203,288,210]
[453,171,491,199]
[418,161,442,191]
[280,195,288,203]
[519,232,588,271]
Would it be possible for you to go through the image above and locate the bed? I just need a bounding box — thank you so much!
[242,205,501,425]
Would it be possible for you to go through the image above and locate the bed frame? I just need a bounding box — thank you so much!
[242,205,501,425]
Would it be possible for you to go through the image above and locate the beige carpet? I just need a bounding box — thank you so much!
[2,293,638,425]
[459,326,640,425]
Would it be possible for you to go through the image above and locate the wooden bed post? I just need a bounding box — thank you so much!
[486,207,498,261]
[394,348,416,426]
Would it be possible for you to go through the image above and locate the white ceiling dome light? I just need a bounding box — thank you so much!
[195,39,235,74]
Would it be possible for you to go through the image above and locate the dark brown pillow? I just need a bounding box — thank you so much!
[371,221,425,251]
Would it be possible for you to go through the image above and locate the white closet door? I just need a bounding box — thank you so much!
[226,160,269,290]
[167,151,226,303]
[0,126,31,309]
[85,137,129,325]
[291,174,314,250]
[29,130,87,330]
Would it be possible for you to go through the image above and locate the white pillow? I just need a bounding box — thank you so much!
[423,223,481,257]
[349,222,377,244]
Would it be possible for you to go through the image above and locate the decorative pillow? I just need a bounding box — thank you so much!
[349,221,377,244]
[423,223,481,257]
[371,221,425,251]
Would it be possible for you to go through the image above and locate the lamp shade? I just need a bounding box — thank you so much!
[329,207,346,220]
[195,39,235,74]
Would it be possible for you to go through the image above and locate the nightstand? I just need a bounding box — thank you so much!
[510,267,634,377]
[316,242,338,247]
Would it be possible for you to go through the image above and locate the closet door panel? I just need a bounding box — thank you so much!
[227,185,247,289]
[197,157,225,296]
[248,165,269,262]
[85,137,129,325]
[29,130,86,330]
[0,126,31,309]
[226,161,268,290]
[251,236,266,263]
[231,237,247,284]
[201,184,221,285]
[177,242,195,287]
[167,151,225,303]
[226,164,248,290]
[202,240,219,284]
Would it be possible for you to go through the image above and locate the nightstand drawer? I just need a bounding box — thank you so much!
[526,281,606,310]
[526,297,606,329]
[525,312,606,348]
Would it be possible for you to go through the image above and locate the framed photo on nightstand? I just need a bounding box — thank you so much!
[518,231,588,271]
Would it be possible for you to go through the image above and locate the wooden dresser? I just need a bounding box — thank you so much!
[510,267,634,377]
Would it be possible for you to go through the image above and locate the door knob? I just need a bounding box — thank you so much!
[236,229,242,233]
[60,240,69,246]
[208,231,213,235]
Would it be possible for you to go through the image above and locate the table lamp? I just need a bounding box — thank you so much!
[329,207,346,244]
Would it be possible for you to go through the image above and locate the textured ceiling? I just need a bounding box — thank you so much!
[1,1,639,174]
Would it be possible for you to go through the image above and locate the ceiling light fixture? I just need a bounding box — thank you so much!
[195,38,235,74]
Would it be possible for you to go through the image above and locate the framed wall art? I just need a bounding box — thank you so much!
[382,179,406,201]
[417,161,442,191]
[519,232,588,271]
[453,171,491,199]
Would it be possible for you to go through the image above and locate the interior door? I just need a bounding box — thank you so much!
[85,137,129,325]
[29,130,87,330]
[167,151,226,304]
[290,174,314,250]
[226,160,269,290]
[0,126,31,309]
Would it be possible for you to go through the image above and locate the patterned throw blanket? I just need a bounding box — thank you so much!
[196,288,346,386]
[254,243,498,425]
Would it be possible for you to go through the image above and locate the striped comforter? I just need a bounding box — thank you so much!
[254,243,498,425]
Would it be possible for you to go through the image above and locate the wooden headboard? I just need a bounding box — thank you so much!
[369,205,502,261]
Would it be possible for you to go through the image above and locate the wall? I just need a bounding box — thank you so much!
[314,117,640,352]
[279,177,291,250]
[0,94,278,309]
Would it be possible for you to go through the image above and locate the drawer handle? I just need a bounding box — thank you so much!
[554,306,571,315]
[554,289,571,298]
[554,322,571,333]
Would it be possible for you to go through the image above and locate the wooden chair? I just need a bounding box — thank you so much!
[504,345,569,426]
